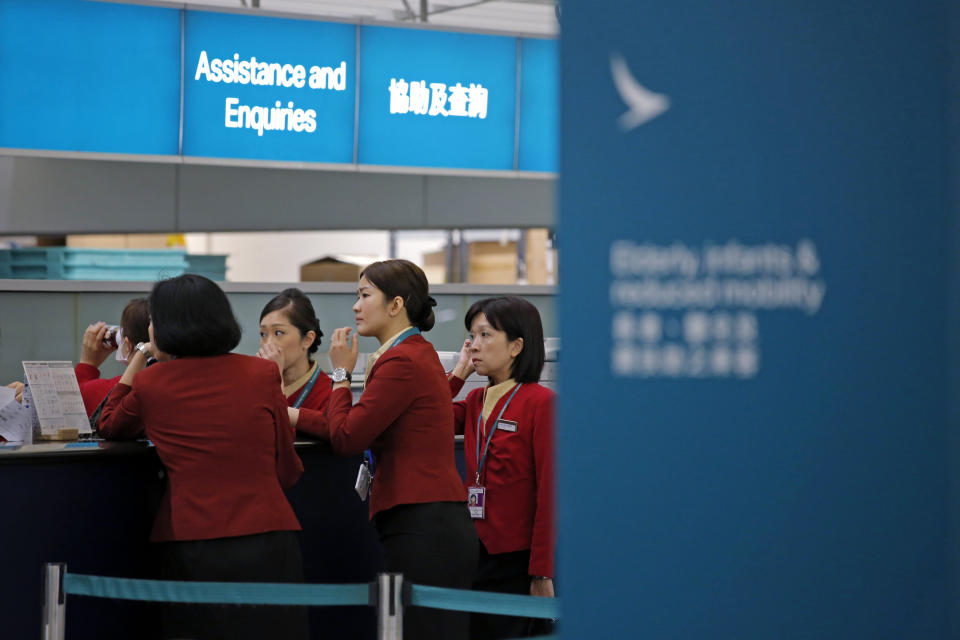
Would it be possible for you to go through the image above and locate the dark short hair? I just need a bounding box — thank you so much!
[360,259,437,332]
[149,274,241,357]
[260,288,324,359]
[465,296,545,384]
[120,297,150,346]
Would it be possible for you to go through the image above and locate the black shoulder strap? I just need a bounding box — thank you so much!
[88,388,113,434]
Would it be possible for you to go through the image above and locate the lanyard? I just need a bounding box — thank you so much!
[475,383,522,485]
[364,327,421,477]
[292,363,322,409]
[391,327,420,348]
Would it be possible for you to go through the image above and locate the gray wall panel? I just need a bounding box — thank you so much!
[177,165,426,231]
[0,157,555,232]
[0,157,177,234]
[0,293,78,381]
[426,175,555,228]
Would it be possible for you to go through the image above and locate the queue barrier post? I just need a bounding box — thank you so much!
[375,572,404,640]
[39,565,558,639]
[41,562,67,640]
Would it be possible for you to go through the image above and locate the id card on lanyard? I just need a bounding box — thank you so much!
[470,383,522,519]
[354,327,420,501]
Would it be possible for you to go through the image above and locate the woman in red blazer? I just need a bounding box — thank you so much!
[292,259,477,640]
[256,288,332,437]
[448,296,557,640]
[74,297,150,417]
[98,274,307,640]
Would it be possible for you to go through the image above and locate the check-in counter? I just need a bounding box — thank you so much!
[1,439,449,640]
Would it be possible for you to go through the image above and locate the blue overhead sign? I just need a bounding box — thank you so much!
[182,10,356,163]
[0,0,556,173]
[0,0,180,155]
[357,25,517,170]
[518,38,558,172]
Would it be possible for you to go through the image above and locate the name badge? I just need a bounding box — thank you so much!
[355,463,372,501]
[468,485,486,519]
[497,419,518,433]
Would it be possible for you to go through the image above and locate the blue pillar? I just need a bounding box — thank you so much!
[559,1,960,637]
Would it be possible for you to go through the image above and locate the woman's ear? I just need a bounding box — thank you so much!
[302,330,316,351]
[388,295,405,318]
[509,337,524,358]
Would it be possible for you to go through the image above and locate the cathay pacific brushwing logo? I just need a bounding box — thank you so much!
[610,53,670,131]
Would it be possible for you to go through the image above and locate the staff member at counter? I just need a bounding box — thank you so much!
[448,296,557,640]
[291,259,477,640]
[257,288,332,437]
[75,297,150,417]
[98,275,307,640]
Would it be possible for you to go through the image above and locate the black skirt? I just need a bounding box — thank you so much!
[471,542,556,640]
[374,501,479,640]
[156,530,309,640]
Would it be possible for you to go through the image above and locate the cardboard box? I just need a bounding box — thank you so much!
[300,255,383,282]
[422,249,448,285]
[468,241,518,284]
[524,229,550,285]
[67,234,175,249]
[422,242,519,284]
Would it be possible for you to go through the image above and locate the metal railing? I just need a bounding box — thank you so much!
[41,563,558,640]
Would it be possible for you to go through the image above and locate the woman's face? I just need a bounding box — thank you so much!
[468,313,522,384]
[259,308,314,369]
[353,276,393,337]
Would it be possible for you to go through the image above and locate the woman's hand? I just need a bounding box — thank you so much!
[258,341,285,374]
[5,381,24,404]
[288,407,299,428]
[329,327,359,373]
[451,338,475,380]
[530,577,555,598]
[118,341,154,386]
[79,322,116,368]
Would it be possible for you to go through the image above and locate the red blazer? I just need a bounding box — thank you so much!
[299,334,465,518]
[75,363,120,417]
[450,377,557,577]
[98,354,303,542]
[286,365,332,440]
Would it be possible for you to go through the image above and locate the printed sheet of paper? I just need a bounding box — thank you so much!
[22,361,90,436]
[0,386,30,442]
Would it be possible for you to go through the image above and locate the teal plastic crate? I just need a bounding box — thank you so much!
[185,254,228,281]
[3,248,188,281]
[0,250,10,278]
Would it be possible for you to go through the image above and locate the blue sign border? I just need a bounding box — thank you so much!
[0,1,557,174]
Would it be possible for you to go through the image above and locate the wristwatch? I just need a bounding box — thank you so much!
[331,367,352,383]
[134,342,151,358]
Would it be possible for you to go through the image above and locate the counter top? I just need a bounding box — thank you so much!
[0,435,464,463]
[0,438,329,463]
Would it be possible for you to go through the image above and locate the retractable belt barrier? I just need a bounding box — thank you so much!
[41,563,559,640]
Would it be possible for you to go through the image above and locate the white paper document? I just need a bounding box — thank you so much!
[0,386,30,442]
[22,361,90,436]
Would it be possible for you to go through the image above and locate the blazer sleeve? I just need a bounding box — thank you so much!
[296,409,329,440]
[75,363,114,417]
[324,353,418,457]
[74,363,100,384]
[97,383,145,440]
[528,392,557,578]
[271,375,303,490]
[449,375,467,436]
[295,380,333,439]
